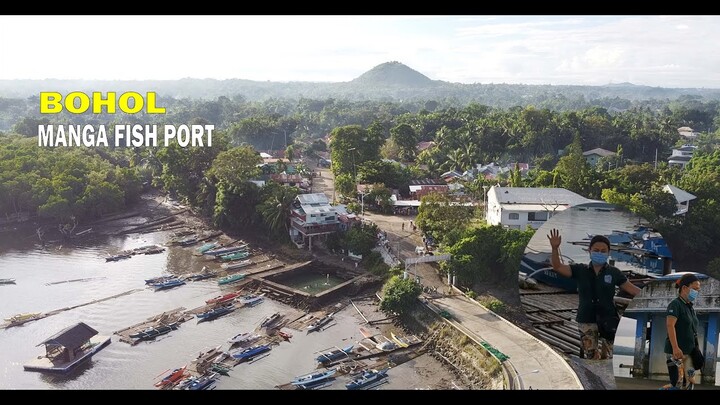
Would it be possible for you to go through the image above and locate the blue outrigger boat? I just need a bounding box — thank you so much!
[345,369,389,390]
[231,344,272,361]
[150,278,185,290]
[129,322,179,340]
[240,294,264,307]
[197,305,235,323]
[316,345,353,364]
[292,368,337,386]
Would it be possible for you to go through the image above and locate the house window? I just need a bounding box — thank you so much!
[508,213,520,220]
[528,211,548,221]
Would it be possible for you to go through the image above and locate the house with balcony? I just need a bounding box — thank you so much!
[289,193,340,250]
[486,186,597,230]
[667,145,697,169]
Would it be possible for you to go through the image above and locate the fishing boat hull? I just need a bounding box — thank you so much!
[519,252,577,292]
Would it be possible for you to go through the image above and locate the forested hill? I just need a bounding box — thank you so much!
[2,62,720,107]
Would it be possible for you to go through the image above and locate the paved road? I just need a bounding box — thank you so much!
[311,161,582,389]
[429,293,583,389]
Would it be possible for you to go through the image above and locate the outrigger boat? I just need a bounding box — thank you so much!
[149,278,185,290]
[196,305,235,323]
[0,278,16,285]
[307,313,333,334]
[217,273,246,285]
[144,274,177,285]
[5,312,41,324]
[204,244,249,256]
[239,294,264,307]
[228,331,261,345]
[206,292,240,305]
[345,369,389,390]
[260,312,282,328]
[196,242,218,254]
[105,252,132,262]
[292,368,337,386]
[129,322,179,340]
[219,251,250,262]
[221,259,253,270]
[154,366,187,388]
[230,344,272,361]
[316,345,353,364]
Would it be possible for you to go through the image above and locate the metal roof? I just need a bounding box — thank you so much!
[38,322,98,349]
[490,187,592,206]
[663,184,697,203]
[296,193,329,204]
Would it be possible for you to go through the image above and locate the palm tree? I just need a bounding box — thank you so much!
[258,186,297,236]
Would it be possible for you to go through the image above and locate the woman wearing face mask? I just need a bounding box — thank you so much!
[548,229,641,360]
[665,273,702,389]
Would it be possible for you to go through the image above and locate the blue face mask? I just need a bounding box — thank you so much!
[688,289,699,303]
[590,252,608,265]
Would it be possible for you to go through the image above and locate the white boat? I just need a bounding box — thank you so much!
[221,259,253,270]
[227,332,261,345]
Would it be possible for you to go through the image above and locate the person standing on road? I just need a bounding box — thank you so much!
[547,228,641,359]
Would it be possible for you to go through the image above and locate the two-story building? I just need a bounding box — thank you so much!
[289,193,339,250]
[667,145,697,169]
[582,148,616,167]
[485,186,597,230]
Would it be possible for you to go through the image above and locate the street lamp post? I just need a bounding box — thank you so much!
[482,185,488,222]
[359,191,368,219]
[514,369,539,390]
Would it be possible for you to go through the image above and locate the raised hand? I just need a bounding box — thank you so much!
[547,228,562,249]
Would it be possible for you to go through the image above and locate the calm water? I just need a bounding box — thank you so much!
[279,272,345,295]
[0,230,368,389]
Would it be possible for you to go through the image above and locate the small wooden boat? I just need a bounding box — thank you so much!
[217,273,246,285]
[143,247,165,255]
[239,294,264,307]
[345,369,389,390]
[196,242,218,254]
[260,312,282,328]
[105,252,132,262]
[278,330,293,341]
[154,366,187,388]
[307,313,333,334]
[196,305,235,323]
[187,373,217,390]
[390,332,409,348]
[230,344,272,361]
[221,259,252,270]
[144,274,177,284]
[204,244,248,256]
[0,278,16,285]
[228,331,261,345]
[219,251,250,262]
[316,345,353,364]
[150,278,185,290]
[178,236,198,247]
[130,322,179,340]
[292,368,337,386]
[210,363,231,376]
[5,312,41,323]
[206,292,241,305]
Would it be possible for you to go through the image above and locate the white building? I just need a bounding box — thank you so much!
[485,186,596,230]
[289,193,339,250]
[667,145,697,169]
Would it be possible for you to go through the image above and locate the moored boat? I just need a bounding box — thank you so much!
[204,244,248,256]
[292,368,337,386]
[129,322,179,340]
[307,313,333,334]
[227,331,261,345]
[230,344,272,361]
[221,259,253,270]
[105,252,132,262]
[196,305,235,323]
[345,368,389,390]
[144,274,177,285]
[205,292,241,305]
[5,312,41,324]
[196,242,218,254]
[239,294,264,307]
[217,273,246,285]
[154,366,187,388]
[519,251,578,292]
[149,278,185,290]
[260,312,282,328]
[316,345,353,364]
[0,278,16,285]
[219,251,250,262]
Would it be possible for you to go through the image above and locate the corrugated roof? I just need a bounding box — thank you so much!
[38,322,98,349]
[582,148,616,157]
[502,204,572,212]
[490,186,592,206]
[296,193,329,204]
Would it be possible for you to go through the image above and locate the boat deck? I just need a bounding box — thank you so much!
[23,335,111,373]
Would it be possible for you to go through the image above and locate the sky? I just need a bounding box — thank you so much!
[1,15,719,88]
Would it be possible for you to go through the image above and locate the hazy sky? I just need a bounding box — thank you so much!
[1,15,718,88]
